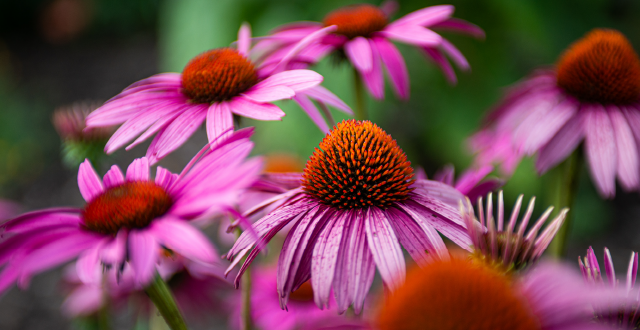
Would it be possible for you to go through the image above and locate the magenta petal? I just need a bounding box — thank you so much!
[584,106,617,198]
[422,46,457,84]
[536,111,585,174]
[521,100,577,155]
[128,230,158,285]
[20,231,102,276]
[390,4,453,28]
[609,106,639,191]
[431,18,485,39]
[78,160,104,202]
[100,229,127,266]
[76,244,105,284]
[345,37,373,73]
[62,285,103,317]
[311,210,348,308]
[155,166,178,190]
[362,39,384,99]
[439,39,469,70]
[379,26,442,47]
[374,37,409,99]
[150,217,218,264]
[386,207,447,266]
[206,102,233,147]
[293,94,330,133]
[300,85,352,115]
[237,23,251,56]
[229,97,285,121]
[102,165,125,188]
[253,69,323,92]
[125,104,187,151]
[4,210,81,235]
[126,157,150,182]
[365,208,405,291]
[242,85,295,103]
[145,107,207,163]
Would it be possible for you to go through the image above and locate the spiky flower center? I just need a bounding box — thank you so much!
[289,281,314,302]
[557,29,640,104]
[377,259,539,330]
[82,181,172,235]
[323,4,388,39]
[302,120,414,209]
[182,48,259,103]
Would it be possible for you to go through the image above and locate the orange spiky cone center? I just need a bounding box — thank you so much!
[302,120,414,209]
[557,29,640,104]
[377,259,540,330]
[182,48,259,103]
[323,4,388,39]
[82,181,172,235]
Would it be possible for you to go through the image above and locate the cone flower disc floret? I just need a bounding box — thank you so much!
[0,130,261,292]
[227,120,472,314]
[470,29,640,198]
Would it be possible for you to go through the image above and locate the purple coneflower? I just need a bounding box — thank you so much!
[85,25,347,164]
[580,246,640,328]
[227,120,472,313]
[0,130,261,292]
[462,191,567,271]
[377,258,630,330]
[470,29,640,198]
[229,266,364,330]
[255,2,483,100]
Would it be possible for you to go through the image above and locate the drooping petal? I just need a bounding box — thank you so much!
[145,107,207,163]
[379,26,442,47]
[292,94,330,133]
[229,97,286,121]
[206,102,233,146]
[78,159,104,202]
[439,39,469,70]
[345,37,373,73]
[300,85,352,114]
[584,105,617,198]
[520,99,577,155]
[311,210,349,308]
[536,110,585,174]
[362,39,384,100]
[609,106,639,191]
[128,229,158,285]
[150,217,218,264]
[62,284,103,317]
[374,37,409,99]
[389,4,454,28]
[386,206,447,265]
[365,207,405,291]
[422,46,457,84]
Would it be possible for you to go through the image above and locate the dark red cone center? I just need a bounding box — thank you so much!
[323,4,388,39]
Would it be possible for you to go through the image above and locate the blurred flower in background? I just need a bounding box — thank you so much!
[40,0,94,44]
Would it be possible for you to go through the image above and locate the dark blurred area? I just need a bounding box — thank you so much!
[1,0,640,328]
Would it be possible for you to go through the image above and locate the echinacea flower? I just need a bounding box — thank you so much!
[0,130,261,293]
[85,24,346,164]
[462,191,568,271]
[255,2,484,100]
[470,28,640,198]
[227,120,472,313]
[377,258,630,330]
[229,266,364,330]
[580,246,640,328]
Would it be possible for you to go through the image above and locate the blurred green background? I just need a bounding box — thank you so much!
[0,0,640,327]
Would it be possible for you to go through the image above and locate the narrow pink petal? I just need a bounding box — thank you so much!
[242,85,295,103]
[300,85,352,114]
[431,18,485,39]
[128,229,158,285]
[102,165,125,188]
[252,69,323,92]
[87,93,181,127]
[440,39,469,70]
[454,164,494,195]
[363,39,384,100]
[155,166,178,190]
[238,23,251,56]
[609,106,639,191]
[365,208,405,291]
[374,37,409,99]
[386,207,447,265]
[19,231,102,276]
[126,158,150,182]
[422,46,457,84]
[76,243,105,284]
[273,25,337,73]
[379,26,442,47]
[229,97,285,121]
[584,106,617,198]
[78,159,104,202]
[100,230,127,266]
[62,285,103,317]
[150,217,218,264]
[145,107,207,163]
[390,4,454,28]
[345,37,373,73]
[536,111,585,174]
[206,102,234,147]
[311,211,348,308]
[293,94,330,133]
[521,100,578,155]
[124,104,189,151]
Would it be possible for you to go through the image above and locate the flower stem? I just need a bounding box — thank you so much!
[144,274,188,330]
[547,150,581,258]
[241,265,253,330]
[353,68,367,121]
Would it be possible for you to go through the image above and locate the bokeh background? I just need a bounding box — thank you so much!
[1,0,640,328]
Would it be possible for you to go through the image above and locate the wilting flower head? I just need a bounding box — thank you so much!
[229,266,363,330]
[377,258,631,330]
[462,191,568,271]
[227,120,472,314]
[470,28,640,198]
[0,130,261,293]
[580,246,640,328]
[85,24,347,164]
[255,2,484,100]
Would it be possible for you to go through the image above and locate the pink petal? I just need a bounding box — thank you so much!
[379,26,442,47]
[422,46,457,84]
[521,100,578,155]
[100,230,127,266]
[62,285,103,317]
[362,39,384,100]
[78,160,104,202]
[293,94,330,133]
[300,85,352,115]
[102,165,125,188]
[273,25,337,73]
[536,111,585,174]
[76,244,105,284]
[440,39,469,70]
[237,23,251,56]
[150,217,218,264]
[242,85,295,103]
[311,210,348,308]
[390,4,454,28]
[431,18,485,39]
[206,102,233,147]
[128,229,158,285]
[584,105,617,198]
[155,166,178,190]
[126,158,150,181]
[145,107,207,163]
[386,207,447,266]
[374,37,409,99]
[365,208,405,291]
[253,69,323,92]
[19,231,102,276]
[229,97,285,121]
[345,37,373,73]
[609,106,639,191]
[124,104,189,151]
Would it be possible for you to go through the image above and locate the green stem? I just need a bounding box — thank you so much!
[547,150,581,258]
[144,274,188,330]
[241,265,253,330]
[353,67,367,121]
